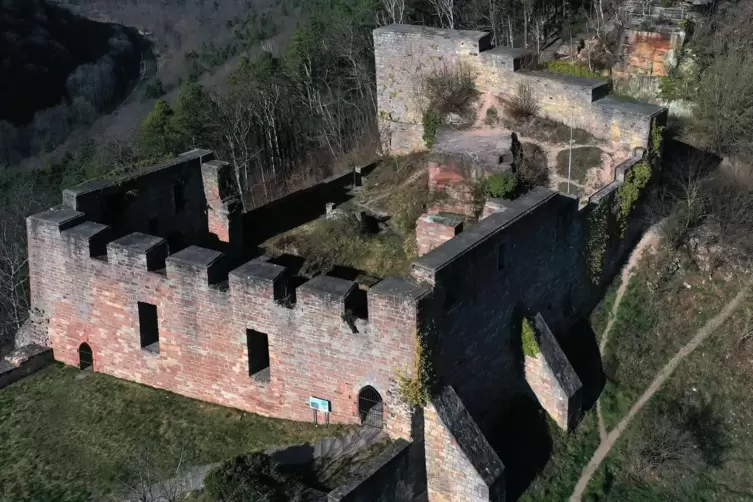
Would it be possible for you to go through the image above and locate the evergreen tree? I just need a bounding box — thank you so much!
[139,99,177,158]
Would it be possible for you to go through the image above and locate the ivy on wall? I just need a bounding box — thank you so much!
[615,118,664,235]
[586,201,610,284]
[397,321,437,407]
[522,318,540,357]
[422,109,440,147]
[616,160,652,236]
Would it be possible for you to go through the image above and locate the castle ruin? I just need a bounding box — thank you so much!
[23,24,667,501]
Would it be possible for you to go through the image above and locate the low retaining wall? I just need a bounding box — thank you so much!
[328,439,416,502]
[0,344,54,389]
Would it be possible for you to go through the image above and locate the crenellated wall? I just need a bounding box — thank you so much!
[374,24,668,155]
[27,207,431,439]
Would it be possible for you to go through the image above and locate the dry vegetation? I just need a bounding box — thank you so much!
[263,154,430,279]
[555,146,603,184]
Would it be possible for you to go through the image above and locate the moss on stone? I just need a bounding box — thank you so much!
[522,318,540,358]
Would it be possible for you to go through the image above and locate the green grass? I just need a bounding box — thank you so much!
[543,60,608,81]
[585,292,753,501]
[0,364,351,502]
[589,279,620,340]
[521,246,753,500]
[556,147,603,184]
[264,215,414,279]
[519,410,601,502]
[505,115,600,146]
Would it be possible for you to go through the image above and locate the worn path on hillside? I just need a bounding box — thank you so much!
[570,278,752,501]
[595,226,660,440]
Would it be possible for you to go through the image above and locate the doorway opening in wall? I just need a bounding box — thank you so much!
[358,386,383,429]
[78,343,93,372]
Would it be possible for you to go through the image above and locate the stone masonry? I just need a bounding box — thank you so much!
[21,25,669,502]
[425,386,505,502]
[524,313,583,431]
[416,213,464,257]
[374,24,667,155]
[27,150,431,441]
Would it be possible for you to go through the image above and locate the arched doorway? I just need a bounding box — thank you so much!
[78,343,93,372]
[358,386,383,429]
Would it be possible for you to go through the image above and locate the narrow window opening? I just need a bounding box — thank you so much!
[173,184,185,213]
[497,243,506,270]
[138,302,160,353]
[247,329,270,382]
[148,217,159,234]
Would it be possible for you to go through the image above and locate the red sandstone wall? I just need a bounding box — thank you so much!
[425,404,489,502]
[29,209,426,438]
[524,354,569,429]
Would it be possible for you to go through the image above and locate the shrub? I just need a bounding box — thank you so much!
[423,63,478,118]
[627,411,703,484]
[544,60,606,80]
[422,109,440,147]
[482,172,518,199]
[485,106,499,125]
[504,84,538,120]
[516,142,549,188]
[397,324,437,407]
[204,453,296,502]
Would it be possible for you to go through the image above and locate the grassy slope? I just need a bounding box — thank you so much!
[520,245,752,501]
[0,364,350,502]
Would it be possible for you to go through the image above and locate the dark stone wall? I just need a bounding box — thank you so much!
[328,439,420,502]
[0,345,54,390]
[242,169,361,250]
[411,183,643,428]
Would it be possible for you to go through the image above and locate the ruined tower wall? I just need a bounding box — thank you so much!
[374,24,667,155]
[62,149,217,249]
[28,209,427,438]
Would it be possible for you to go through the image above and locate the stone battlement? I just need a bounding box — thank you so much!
[29,205,433,331]
[374,24,667,154]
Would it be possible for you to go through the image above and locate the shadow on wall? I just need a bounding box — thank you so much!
[242,163,380,252]
[488,394,552,501]
[484,316,605,500]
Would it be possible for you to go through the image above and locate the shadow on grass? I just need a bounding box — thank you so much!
[487,394,553,501]
[558,318,606,413]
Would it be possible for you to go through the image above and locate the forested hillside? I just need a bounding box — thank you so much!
[0,0,142,164]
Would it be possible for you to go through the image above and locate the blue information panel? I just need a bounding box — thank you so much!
[309,396,331,413]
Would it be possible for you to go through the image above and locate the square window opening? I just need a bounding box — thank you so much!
[247,329,270,382]
[138,302,160,353]
[173,184,185,213]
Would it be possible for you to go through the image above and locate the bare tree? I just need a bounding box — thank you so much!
[0,172,52,351]
[208,90,257,210]
[379,0,406,24]
[429,0,455,28]
[121,448,189,502]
